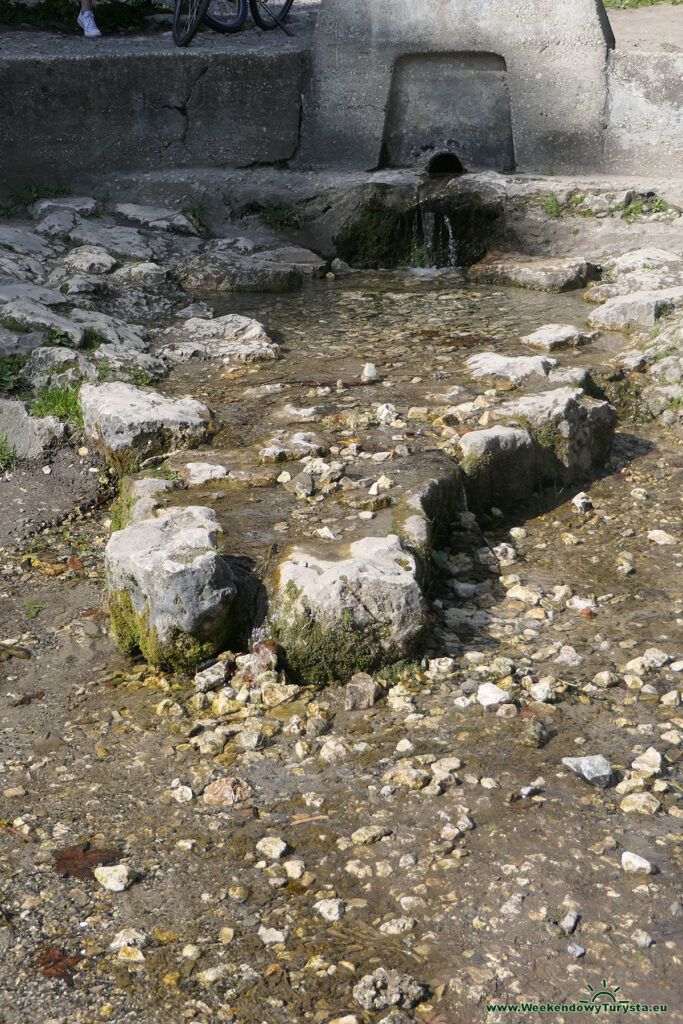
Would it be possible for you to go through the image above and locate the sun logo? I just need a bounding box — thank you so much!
[581,980,623,1005]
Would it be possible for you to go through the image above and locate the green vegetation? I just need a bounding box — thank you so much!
[0,355,24,393]
[0,183,70,218]
[109,590,223,675]
[543,195,562,218]
[0,316,30,334]
[257,201,309,231]
[25,602,45,620]
[605,0,680,7]
[0,436,17,472]
[31,384,83,426]
[0,0,159,33]
[130,367,152,387]
[182,202,211,238]
[615,195,668,221]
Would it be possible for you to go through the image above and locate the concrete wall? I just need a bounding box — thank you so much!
[604,51,683,176]
[0,46,306,195]
[381,52,515,171]
[298,0,616,173]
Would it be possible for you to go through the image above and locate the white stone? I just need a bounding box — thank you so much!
[93,864,136,892]
[159,314,277,364]
[81,382,213,457]
[258,925,288,945]
[621,851,655,874]
[521,324,595,351]
[477,683,512,709]
[647,530,676,546]
[314,897,345,922]
[256,836,288,860]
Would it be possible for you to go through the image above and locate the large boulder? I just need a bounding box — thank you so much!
[491,387,617,480]
[468,253,600,292]
[459,425,537,507]
[0,298,84,346]
[80,382,214,464]
[21,346,97,391]
[465,352,555,382]
[588,288,683,330]
[106,506,236,673]
[0,399,66,460]
[176,244,303,293]
[158,314,278,365]
[271,535,426,682]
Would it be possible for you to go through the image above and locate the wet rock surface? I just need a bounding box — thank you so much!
[1,171,682,1024]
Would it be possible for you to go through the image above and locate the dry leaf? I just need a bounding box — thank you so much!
[53,842,120,879]
[34,946,84,984]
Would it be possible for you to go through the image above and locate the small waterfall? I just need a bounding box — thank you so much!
[445,215,459,268]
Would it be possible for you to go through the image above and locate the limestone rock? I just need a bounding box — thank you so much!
[562,755,614,789]
[105,506,236,672]
[468,252,599,292]
[0,326,43,359]
[179,462,230,487]
[353,968,425,1011]
[203,777,253,808]
[588,287,683,330]
[345,672,381,710]
[272,535,426,681]
[80,382,214,459]
[176,244,303,293]
[620,792,661,815]
[0,281,66,307]
[115,203,198,235]
[621,851,655,874]
[158,314,278,365]
[93,864,135,892]
[491,387,617,480]
[520,324,596,351]
[0,298,84,346]
[466,351,556,381]
[459,426,536,506]
[61,244,118,275]
[477,682,513,709]
[0,399,66,460]
[21,346,97,391]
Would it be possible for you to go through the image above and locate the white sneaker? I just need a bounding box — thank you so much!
[77,10,102,36]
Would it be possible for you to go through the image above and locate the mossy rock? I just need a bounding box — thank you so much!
[109,590,218,675]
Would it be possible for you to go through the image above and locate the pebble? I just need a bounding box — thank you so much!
[258,925,288,945]
[621,851,655,874]
[314,897,345,922]
[631,747,662,776]
[284,858,305,879]
[93,864,136,892]
[109,928,147,950]
[477,682,513,708]
[567,943,585,958]
[647,529,675,545]
[255,836,289,860]
[562,755,614,789]
[620,792,661,814]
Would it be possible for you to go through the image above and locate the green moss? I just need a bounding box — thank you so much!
[534,422,568,464]
[110,494,134,532]
[108,590,217,675]
[273,581,416,683]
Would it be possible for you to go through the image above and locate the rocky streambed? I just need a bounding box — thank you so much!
[0,175,681,1023]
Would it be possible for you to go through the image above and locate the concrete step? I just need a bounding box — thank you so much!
[0,7,318,192]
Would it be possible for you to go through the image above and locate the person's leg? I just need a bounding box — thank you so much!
[77,0,101,36]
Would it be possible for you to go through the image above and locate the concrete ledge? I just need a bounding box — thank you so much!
[0,24,313,192]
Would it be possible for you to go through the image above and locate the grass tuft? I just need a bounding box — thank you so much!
[0,435,18,471]
[31,384,83,426]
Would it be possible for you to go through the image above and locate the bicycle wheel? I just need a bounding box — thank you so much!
[173,0,211,46]
[204,0,248,33]
[249,0,293,30]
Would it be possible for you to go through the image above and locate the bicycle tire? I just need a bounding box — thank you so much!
[173,0,211,46]
[203,0,248,33]
[249,0,293,31]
